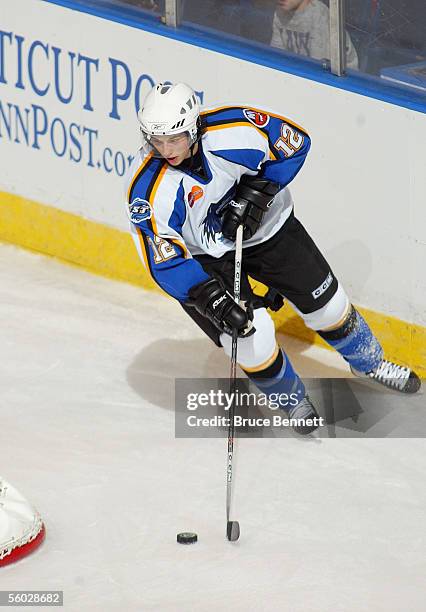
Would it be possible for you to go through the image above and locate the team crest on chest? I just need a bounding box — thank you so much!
[188,185,204,208]
[129,197,152,224]
[243,109,270,128]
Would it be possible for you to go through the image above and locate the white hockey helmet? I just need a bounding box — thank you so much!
[138,82,201,148]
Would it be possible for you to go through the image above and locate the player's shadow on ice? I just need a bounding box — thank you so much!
[125,336,417,437]
[126,338,230,412]
[126,336,345,413]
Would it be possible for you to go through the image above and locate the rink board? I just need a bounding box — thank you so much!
[0,0,425,373]
[1,189,425,376]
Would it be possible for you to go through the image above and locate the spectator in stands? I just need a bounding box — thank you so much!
[271,0,359,69]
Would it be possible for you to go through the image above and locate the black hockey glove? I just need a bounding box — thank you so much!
[221,174,282,241]
[187,277,254,337]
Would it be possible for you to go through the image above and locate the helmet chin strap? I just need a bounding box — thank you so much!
[188,143,196,169]
[188,117,203,167]
[187,140,200,169]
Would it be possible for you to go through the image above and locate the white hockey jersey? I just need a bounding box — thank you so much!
[124,105,311,301]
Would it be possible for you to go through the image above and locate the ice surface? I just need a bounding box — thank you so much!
[0,244,425,611]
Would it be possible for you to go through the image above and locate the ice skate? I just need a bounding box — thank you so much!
[351,359,421,394]
[288,395,321,435]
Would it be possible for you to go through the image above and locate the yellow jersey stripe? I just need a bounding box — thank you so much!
[149,164,168,236]
[127,152,154,204]
[171,238,188,259]
[205,122,277,160]
[202,105,308,134]
[136,227,150,270]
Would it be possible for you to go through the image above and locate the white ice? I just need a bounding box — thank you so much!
[0,243,425,612]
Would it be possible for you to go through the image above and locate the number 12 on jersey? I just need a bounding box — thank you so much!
[148,235,177,264]
[274,123,304,157]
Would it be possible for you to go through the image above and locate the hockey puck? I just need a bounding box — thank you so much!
[177,532,198,545]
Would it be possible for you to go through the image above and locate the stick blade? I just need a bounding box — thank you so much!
[227,520,240,541]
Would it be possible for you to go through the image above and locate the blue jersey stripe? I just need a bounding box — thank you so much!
[128,156,166,204]
[210,148,265,171]
[168,180,187,234]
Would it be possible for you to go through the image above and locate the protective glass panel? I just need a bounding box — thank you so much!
[346,0,426,94]
[122,0,161,12]
[268,0,336,67]
[80,0,162,16]
[181,1,275,44]
[181,0,329,67]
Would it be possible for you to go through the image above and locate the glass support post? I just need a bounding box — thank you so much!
[329,0,346,76]
[165,0,181,27]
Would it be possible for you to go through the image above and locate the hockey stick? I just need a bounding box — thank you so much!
[226,224,243,542]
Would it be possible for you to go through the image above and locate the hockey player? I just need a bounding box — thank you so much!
[125,83,421,435]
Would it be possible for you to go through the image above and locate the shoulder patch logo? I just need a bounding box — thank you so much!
[188,185,204,208]
[129,197,152,224]
[243,109,270,128]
